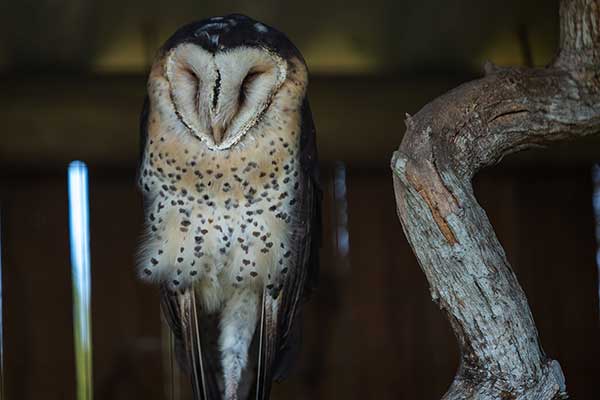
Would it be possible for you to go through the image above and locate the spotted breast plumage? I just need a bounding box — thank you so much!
[136,14,321,400]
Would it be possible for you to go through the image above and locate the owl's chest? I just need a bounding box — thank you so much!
[146,137,300,221]
[139,135,302,295]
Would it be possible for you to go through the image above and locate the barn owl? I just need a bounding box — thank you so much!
[136,14,321,400]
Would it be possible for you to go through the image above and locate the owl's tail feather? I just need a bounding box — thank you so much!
[187,289,212,400]
[254,293,281,400]
[160,286,220,400]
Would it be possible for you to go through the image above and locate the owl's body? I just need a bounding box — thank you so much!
[139,54,307,307]
[137,15,320,400]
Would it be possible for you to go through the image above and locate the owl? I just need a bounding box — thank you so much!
[137,14,321,400]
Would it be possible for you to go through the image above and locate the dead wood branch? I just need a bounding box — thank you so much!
[391,1,600,398]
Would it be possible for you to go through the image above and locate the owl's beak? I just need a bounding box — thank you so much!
[212,125,225,144]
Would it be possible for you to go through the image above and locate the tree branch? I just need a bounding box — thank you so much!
[391,1,600,398]
[555,0,600,74]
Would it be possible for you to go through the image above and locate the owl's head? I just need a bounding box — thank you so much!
[148,14,307,150]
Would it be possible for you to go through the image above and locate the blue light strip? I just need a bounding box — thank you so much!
[333,161,351,272]
[68,161,93,400]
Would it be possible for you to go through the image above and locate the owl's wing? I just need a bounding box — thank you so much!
[138,96,150,175]
[160,286,221,400]
[255,98,321,399]
[138,96,154,207]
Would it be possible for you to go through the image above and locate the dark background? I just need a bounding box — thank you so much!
[1,0,599,399]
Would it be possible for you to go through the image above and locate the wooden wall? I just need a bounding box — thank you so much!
[0,164,598,399]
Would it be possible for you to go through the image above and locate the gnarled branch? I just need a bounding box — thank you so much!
[391,1,600,399]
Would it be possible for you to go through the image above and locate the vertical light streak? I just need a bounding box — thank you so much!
[68,161,93,400]
[333,162,350,271]
[592,165,600,317]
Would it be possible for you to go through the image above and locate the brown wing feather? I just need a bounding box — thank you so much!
[160,286,220,400]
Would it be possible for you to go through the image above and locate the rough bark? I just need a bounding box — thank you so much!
[391,1,600,399]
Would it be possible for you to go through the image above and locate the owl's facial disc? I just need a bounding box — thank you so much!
[165,44,287,150]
